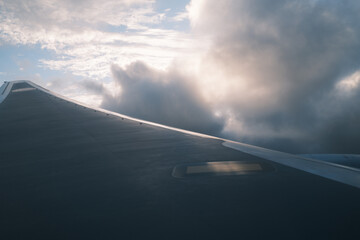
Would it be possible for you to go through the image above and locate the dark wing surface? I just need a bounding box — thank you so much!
[1,81,360,239]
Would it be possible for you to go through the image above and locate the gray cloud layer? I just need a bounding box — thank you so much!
[85,61,224,135]
[190,0,360,153]
[84,0,360,154]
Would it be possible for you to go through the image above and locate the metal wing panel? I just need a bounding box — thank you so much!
[1,81,359,239]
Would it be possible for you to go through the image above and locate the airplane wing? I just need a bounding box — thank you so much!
[1,80,360,239]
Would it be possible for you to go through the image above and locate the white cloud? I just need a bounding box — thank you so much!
[185,0,360,153]
[336,70,360,96]
[92,0,360,153]
[171,11,189,22]
[0,0,195,78]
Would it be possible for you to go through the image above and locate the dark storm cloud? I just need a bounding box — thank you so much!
[99,61,224,135]
[81,79,109,95]
[191,0,360,153]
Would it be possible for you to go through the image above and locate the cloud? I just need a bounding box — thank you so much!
[186,0,360,153]
[0,0,159,32]
[93,61,224,135]
[0,0,195,78]
[75,0,360,154]
[171,11,189,22]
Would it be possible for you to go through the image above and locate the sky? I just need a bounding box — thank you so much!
[1,0,360,154]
